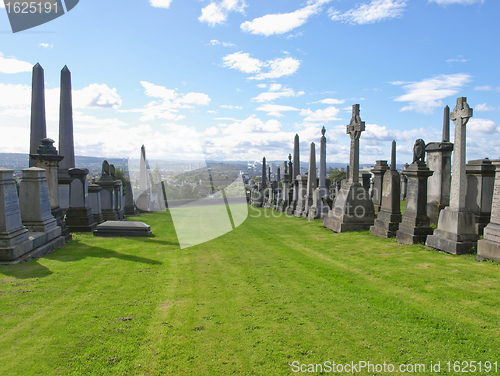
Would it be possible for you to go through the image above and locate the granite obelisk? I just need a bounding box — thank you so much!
[29,63,47,167]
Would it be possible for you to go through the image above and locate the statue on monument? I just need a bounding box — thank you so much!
[412,139,426,164]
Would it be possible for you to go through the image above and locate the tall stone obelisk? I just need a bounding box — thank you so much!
[426,97,479,254]
[301,142,317,217]
[286,134,300,215]
[58,65,75,183]
[29,63,47,167]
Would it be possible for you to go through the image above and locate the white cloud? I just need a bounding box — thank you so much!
[330,0,407,25]
[257,84,267,88]
[222,52,301,80]
[150,0,173,9]
[220,115,283,135]
[391,73,472,114]
[199,0,247,26]
[467,118,499,136]
[312,98,345,105]
[220,105,243,109]
[446,55,467,63]
[241,0,331,36]
[474,85,500,92]
[39,43,53,48]
[475,103,497,112]
[209,39,236,47]
[0,53,32,74]
[222,52,263,73]
[121,81,210,122]
[299,106,341,122]
[73,84,122,109]
[252,85,304,102]
[256,104,300,117]
[207,110,218,114]
[429,0,484,6]
[204,126,219,136]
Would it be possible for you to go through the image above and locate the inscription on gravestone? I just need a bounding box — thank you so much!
[5,184,20,217]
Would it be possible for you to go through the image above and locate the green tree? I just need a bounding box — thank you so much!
[327,167,346,183]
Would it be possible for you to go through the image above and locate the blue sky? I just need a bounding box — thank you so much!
[0,0,498,165]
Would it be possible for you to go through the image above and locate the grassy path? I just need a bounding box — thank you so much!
[1,207,499,375]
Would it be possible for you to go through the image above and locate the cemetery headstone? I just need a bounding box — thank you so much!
[65,168,98,232]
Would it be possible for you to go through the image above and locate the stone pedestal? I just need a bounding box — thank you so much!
[96,162,119,221]
[88,184,104,224]
[396,162,434,244]
[308,186,329,220]
[371,160,389,212]
[478,160,500,261]
[0,168,30,262]
[66,168,97,232]
[466,158,495,235]
[323,182,375,232]
[294,174,308,217]
[426,141,453,224]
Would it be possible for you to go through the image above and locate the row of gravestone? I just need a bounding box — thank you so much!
[249,98,500,263]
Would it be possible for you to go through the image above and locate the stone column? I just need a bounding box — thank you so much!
[477,160,500,262]
[465,158,495,235]
[29,63,47,168]
[88,184,104,224]
[426,98,479,254]
[30,138,71,242]
[425,105,453,223]
[371,160,389,212]
[371,141,402,238]
[309,127,329,220]
[58,65,75,184]
[0,168,30,262]
[65,168,97,232]
[323,105,375,232]
[300,142,317,217]
[400,163,409,200]
[286,134,300,215]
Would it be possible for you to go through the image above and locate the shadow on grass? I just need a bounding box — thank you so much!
[0,261,53,279]
[126,236,180,247]
[55,239,164,265]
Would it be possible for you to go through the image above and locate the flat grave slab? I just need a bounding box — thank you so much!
[93,221,152,237]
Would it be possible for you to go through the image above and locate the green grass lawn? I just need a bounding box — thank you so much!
[1,207,499,375]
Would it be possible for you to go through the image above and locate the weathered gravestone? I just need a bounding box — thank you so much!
[88,183,104,224]
[371,160,389,212]
[426,97,479,254]
[309,127,329,220]
[286,134,300,215]
[466,158,495,235]
[477,159,500,262]
[323,105,375,232]
[65,168,98,232]
[250,157,266,207]
[279,155,292,212]
[124,180,139,216]
[371,140,402,238]
[96,161,120,220]
[396,140,434,244]
[58,65,76,212]
[425,105,453,224]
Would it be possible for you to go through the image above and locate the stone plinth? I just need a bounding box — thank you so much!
[426,141,453,224]
[308,186,329,220]
[294,174,308,217]
[478,160,500,261]
[371,160,389,212]
[65,168,97,232]
[371,170,401,238]
[466,158,495,235]
[396,162,434,244]
[88,184,104,224]
[93,221,152,237]
[323,182,375,232]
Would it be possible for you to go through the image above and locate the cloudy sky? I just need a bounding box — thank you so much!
[0,0,499,164]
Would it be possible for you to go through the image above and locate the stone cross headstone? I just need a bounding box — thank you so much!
[346,104,365,184]
[477,159,500,262]
[426,97,479,254]
[323,105,375,232]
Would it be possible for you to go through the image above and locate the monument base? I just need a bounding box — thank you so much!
[93,221,152,237]
[370,211,402,238]
[52,206,72,242]
[477,238,500,262]
[426,207,479,255]
[323,183,375,233]
[124,206,140,217]
[102,209,120,221]
[286,200,297,215]
[66,207,98,232]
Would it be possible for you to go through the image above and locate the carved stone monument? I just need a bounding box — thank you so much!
[370,141,402,238]
[286,134,300,215]
[425,105,454,223]
[371,160,389,212]
[477,159,500,262]
[426,97,479,254]
[323,105,375,232]
[96,161,119,220]
[88,183,104,224]
[29,63,47,168]
[65,168,98,232]
[466,158,495,235]
[309,127,329,220]
[396,140,434,244]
